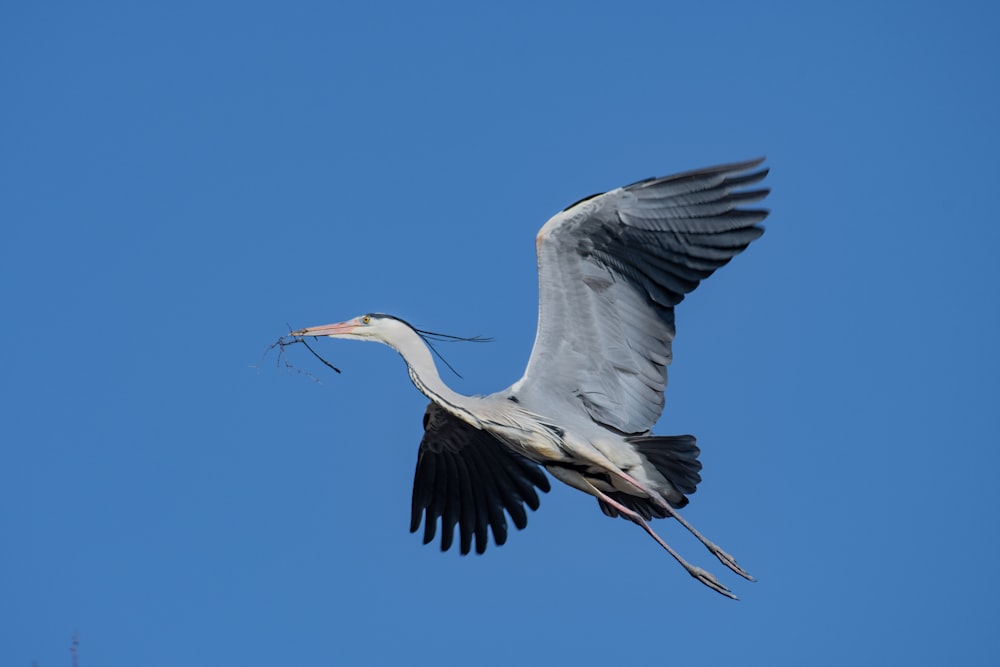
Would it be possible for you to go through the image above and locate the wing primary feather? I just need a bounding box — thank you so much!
[506,462,543,512]
[463,442,510,550]
[628,157,765,191]
[422,490,439,545]
[689,226,765,249]
[482,446,530,531]
[512,450,551,493]
[410,450,435,533]
[439,451,461,552]
[424,450,448,545]
[452,452,477,555]
[459,450,492,555]
[719,167,769,190]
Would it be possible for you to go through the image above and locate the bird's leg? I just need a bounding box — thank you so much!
[660,503,754,581]
[606,468,754,582]
[577,478,737,600]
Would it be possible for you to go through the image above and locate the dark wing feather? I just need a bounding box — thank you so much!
[411,403,551,555]
[516,158,770,434]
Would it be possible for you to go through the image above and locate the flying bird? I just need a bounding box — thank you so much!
[291,158,769,598]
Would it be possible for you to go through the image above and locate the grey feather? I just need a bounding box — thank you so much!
[516,158,770,434]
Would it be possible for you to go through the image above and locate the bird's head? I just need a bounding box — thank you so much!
[290,313,411,345]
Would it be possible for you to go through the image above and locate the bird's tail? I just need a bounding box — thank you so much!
[596,435,702,520]
[626,434,702,497]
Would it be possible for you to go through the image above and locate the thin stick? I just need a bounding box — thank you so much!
[297,336,341,373]
[254,329,340,382]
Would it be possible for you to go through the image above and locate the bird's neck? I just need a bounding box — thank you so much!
[387,327,483,428]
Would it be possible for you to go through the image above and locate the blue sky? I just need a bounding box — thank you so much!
[2,1,999,665]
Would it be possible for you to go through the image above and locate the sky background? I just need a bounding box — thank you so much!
[2,2,999,665]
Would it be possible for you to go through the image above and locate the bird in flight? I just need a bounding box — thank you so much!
[290,158,769,598]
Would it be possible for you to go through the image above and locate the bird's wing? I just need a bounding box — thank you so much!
[410,402,551,555]
[515,158,769,434]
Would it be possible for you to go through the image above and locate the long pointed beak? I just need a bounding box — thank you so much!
[290,318,360,338]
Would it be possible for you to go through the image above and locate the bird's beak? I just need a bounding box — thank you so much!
[290,318,360,338]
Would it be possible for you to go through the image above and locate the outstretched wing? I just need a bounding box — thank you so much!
[514,158,770,434]
[410,403,551,555]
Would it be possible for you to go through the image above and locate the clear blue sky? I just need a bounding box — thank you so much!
[2,2,998,665]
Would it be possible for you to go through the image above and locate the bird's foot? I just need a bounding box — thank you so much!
[710,544,755,582]
[688,565,738,600]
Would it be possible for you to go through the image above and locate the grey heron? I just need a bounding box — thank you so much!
[291,158,769,598]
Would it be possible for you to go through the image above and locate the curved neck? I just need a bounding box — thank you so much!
[384,325,482,428]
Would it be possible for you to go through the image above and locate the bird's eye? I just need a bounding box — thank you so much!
[362,315,371,324]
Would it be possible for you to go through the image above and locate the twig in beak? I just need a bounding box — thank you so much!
[255,326,342,382]
[296,335,342,374]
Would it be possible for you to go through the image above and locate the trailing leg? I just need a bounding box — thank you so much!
[546,464,736,599]
[605,465,754,581]
[582,477,736,599]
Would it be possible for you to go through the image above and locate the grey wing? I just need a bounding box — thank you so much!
[411,403,551,555]
[515,158,770,434]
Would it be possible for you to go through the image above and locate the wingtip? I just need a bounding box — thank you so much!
[716,156,767,174]
[628,157,769,191]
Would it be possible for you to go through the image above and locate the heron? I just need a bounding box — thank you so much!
[290,158,769,598]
